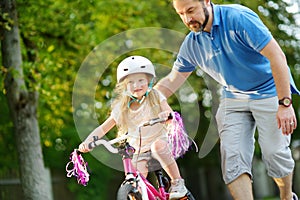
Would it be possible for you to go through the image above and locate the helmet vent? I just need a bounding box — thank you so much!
[124,68,128,71]
[140,66,146,68]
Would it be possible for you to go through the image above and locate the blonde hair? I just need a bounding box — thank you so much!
[111,74,161,137]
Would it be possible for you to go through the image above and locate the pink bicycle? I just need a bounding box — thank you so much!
[88,116,196,200]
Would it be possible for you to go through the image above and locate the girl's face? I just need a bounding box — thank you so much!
[126,73,149,99]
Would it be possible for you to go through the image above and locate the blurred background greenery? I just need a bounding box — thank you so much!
[1,0,299,199]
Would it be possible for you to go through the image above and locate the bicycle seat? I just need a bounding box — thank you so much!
[147,158,162,171]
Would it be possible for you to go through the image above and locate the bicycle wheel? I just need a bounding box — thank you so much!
[117,184,142,200]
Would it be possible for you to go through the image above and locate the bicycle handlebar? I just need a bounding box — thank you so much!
[140,113,173,126]
[88,138,120,153]
[87,114,173,153]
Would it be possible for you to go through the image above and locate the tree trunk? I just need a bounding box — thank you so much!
[1,0,52,199]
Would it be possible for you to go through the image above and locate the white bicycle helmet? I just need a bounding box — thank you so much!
[117,56,156,83]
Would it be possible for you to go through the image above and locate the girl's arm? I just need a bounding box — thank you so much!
[155,70,192,98]
[158,99,173,120]
[78,116,116,152]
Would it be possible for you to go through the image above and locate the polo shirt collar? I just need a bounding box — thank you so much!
[212,3,220,27]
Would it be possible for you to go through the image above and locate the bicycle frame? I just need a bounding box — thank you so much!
[121,143,169,200]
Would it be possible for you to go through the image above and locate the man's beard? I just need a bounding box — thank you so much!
[187,21,202,32]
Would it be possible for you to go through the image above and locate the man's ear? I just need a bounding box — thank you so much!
[203,0,211,7]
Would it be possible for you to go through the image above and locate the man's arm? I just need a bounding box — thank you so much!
[155,69,192,98]
[260,38,290,100]
[260,38,297,134]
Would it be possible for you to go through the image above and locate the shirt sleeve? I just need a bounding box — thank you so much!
[173,33,197,72]
[233,8,272,52]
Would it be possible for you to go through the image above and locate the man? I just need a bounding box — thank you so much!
[155,0,300,199]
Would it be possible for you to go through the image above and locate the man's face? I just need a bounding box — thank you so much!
[173,0,207,32]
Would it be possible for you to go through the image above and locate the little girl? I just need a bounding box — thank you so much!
[78,55,188,199]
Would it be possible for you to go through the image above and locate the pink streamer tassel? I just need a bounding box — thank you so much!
[168,112,194,159]
[66,149,90,186]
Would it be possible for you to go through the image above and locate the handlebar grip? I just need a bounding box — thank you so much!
[87,136,100,150]
[88,142,96,150]
[167,113,173,120]
[75,149,82,155]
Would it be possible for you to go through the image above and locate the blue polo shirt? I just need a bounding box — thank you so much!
[174,4,300,99]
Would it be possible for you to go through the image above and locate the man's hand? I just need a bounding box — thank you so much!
[277,106,297,135]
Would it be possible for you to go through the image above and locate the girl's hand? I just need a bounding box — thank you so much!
[158,111,170,120]
[78,142,91,153]
[158,111,173,124]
